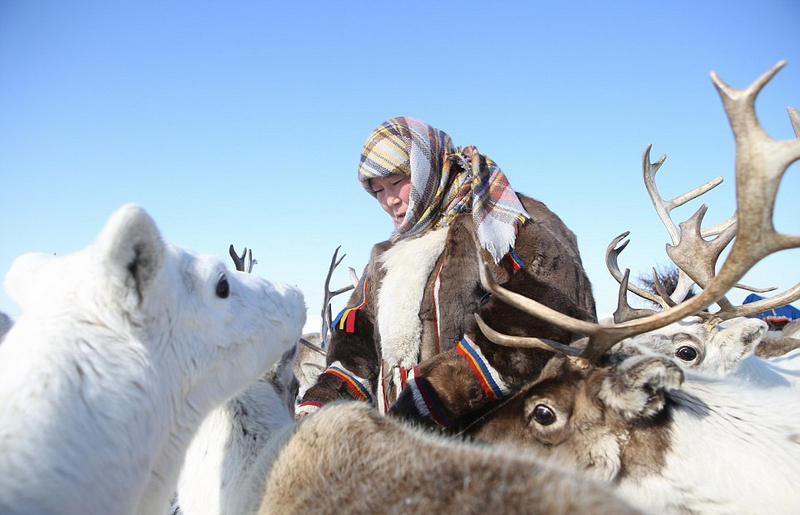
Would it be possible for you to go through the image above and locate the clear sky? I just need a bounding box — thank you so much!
[1,1,798,334]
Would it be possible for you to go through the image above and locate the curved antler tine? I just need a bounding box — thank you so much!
[666,204,737,309]
[479,260,602,336]
[640,143,728,305]
[605,232,667,307]
[246,249,255,273]
[474,314,583,357]
[604,232,630,283]
[642,145,679,243]
[711,61,786,122]
[298,337,328,357]
[718,282,800,320]
[789,106,800,138]
[667,176,724,211]
[320,245,356,346]
[650,267,677,308]
[735,284,777,294]
[711,60,800,255]
[701,216,737,238]
[613,269,659,323]
[229,244,247,272]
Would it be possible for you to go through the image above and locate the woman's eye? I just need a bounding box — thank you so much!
[216,276,230,298]
[675,345,698,362]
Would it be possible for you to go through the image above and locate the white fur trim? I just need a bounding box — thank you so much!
[377,362,387,414]
[432,262,443,350]
[377,228,448,368]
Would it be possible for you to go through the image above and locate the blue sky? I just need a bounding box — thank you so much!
[1,1,798,333]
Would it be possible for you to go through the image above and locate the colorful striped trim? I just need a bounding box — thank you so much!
[407,367,451,428]
[456,336,510,402]
[505,248,524,272]
[323,361,372,402]
[331,276,368,334]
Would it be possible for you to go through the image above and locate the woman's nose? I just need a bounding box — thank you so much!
[385,186,402,205]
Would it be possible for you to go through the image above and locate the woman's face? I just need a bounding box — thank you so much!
[369,175,411,229]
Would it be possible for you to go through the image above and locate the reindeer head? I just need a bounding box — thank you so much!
[473,352,682,481]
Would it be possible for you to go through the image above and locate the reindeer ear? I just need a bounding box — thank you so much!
[94,204,165,304]
[716,318,767,358]
[599,355,683,421]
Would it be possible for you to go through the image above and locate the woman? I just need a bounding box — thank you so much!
[298,117,596,429]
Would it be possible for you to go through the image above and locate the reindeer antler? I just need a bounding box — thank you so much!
[479,61,800,364]
[320,246,356,347]
[607,142,773,311]
[229,245,257,273]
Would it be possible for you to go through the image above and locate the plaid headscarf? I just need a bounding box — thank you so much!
[358,117,530,263]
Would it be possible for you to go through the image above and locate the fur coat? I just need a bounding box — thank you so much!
[299,194,596,428]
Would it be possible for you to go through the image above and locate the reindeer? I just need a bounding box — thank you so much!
[467,61,800,514]
[176,254,638,514]
[257,400,638,514]
[178,344,638,515]
[611,314,800,387]
[0,205,306,515]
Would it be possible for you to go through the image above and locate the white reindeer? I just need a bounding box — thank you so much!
[0,203,306,515]
[616,315,800,388]
[614,316,767,375]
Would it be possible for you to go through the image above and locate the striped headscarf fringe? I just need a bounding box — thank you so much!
[358,117,530,263]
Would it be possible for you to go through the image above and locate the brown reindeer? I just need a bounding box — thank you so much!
[467,61,800,514]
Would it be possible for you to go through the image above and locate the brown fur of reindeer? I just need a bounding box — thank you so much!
[258,402,639,515]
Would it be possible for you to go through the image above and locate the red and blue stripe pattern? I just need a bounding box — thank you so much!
[331,277,368,334]
[504,248,524,272]
[456,336,509,402]
[323,361,372,402]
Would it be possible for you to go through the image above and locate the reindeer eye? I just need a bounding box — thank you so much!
[215,275,230,298]
[675,345,698,362]
[531,404,556,426]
